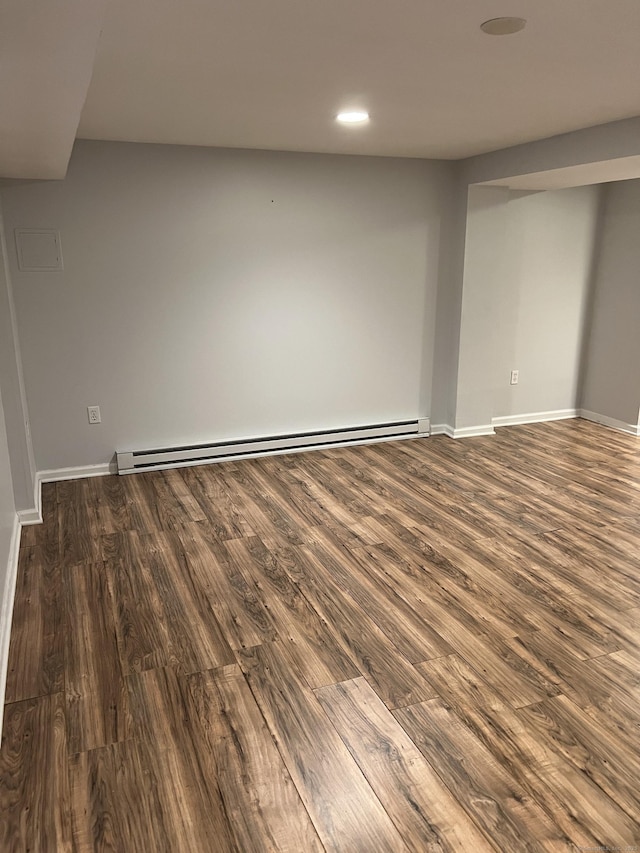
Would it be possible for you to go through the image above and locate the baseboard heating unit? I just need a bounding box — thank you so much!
[116,418,430,475]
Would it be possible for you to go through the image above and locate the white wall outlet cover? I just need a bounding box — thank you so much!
[87,405,101,424]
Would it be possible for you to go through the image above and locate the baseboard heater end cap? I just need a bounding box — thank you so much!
[116,451,134,474]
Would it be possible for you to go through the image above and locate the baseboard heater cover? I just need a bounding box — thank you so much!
[116,419,429,475]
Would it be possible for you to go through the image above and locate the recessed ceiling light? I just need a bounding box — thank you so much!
[336,110,370,124]
[480,17,526,35]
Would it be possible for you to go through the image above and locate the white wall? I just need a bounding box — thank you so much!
[581,179,640,428]
[493,186,600,419]
[2,141,454,471]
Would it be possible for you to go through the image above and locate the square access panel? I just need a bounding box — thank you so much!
[15,229,63,271]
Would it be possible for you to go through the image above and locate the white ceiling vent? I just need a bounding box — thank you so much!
[15,229,63,272]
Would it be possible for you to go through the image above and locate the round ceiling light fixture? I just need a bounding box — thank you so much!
[480,17,526,35]
[336,110,370,124]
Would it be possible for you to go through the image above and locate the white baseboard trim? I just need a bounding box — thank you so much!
[429,424,454,437]
[17,507,41,525]
[0,514,21,735]
[39,462,115,483]
[430,423,495,439]
[451,424,496,439]
[492,409,578,428]
[578,409,640,437]
[436,409,638,437]
[16,468,43,525]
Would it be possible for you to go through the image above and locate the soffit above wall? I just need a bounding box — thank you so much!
[482,155,640,191]
[0,0,106,180]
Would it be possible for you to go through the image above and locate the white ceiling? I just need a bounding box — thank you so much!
[78,0,640,159]
[3,1,640,178]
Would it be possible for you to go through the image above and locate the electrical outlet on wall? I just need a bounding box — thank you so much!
[510,370,519,385]
[87,405,101,424]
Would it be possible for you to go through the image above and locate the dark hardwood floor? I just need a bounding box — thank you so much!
[1,419,639,851]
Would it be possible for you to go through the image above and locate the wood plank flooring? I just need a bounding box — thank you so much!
[2,419,640,851]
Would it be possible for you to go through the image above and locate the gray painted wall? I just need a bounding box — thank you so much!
[580,179,640,427]
[454,185,511,429]
[452,185,600,429]
[0,135,636,479]
[493,186,600,419]
[429,171,468,427]
[0,202,36,510]
[0,383,17,637]
[2,141,455,470]
[431,117,640,432]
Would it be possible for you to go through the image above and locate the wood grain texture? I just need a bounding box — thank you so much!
[227,536,360,688]
[103,529,236,674]
[315,677,495,852]
[239,641,409,852]
[304,525,453,663]
[0,693,71,852]
[141,530,237,673]
[293,540,435,709]
[417,654,640,849]
[4,546,64,703]
[85,474,131,537]
[2,418,640,850]
[176,522,277,651]
[128,665,238,851]
[188,664,324,852]
[394,698,569,851]
[27,483,58,565]
[64,561,131,754]
[57,479,99,566]
[178,465,255,540]
[102,531,175,674]
[516,693,640,824]
[69,739,177,853]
